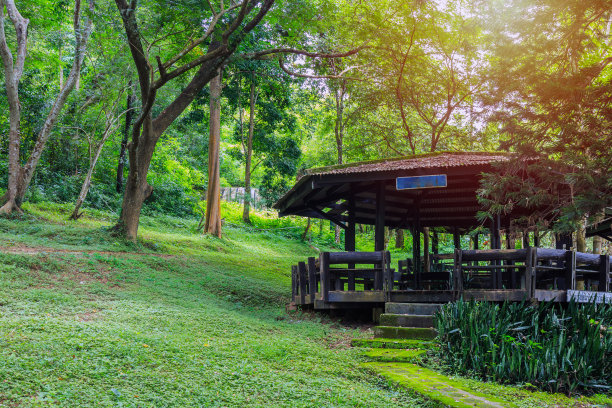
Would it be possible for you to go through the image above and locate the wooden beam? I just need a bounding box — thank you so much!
[310,206,347,230]
[319,252,330,302]
[564,250,576,290]
[598,254,610,292]
[298,261,307,305]
[375,183,386,251]
[308,257,317,302]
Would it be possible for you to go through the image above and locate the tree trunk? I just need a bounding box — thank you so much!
[242,79,256,224]
[302,217,311,241]
[204,69,223,237]
[71,115,119,220]
[395,229,404,248]
[110,0,274,240]
[333,81,345,165]
[114,116,157,239]
[592,211,605,254]
[116,82,134,193]
[0,1,28,214]
[332,81,345,246]
[576,219,587,252]
[0,0,92,213]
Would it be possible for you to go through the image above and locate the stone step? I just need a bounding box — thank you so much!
[379,313,433,328]
[385,302,444,315]
[374,326,437,340]
[363,348,426,363]
[365,362,509,408]
[351,338,435,350]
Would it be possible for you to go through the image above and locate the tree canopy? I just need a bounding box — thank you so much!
[0,0,609,237]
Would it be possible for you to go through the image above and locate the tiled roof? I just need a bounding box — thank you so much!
[305,151,512,176]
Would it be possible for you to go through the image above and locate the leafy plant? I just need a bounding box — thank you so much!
[434,299,612,394]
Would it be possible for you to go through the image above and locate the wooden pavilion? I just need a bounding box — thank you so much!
[274,152,612,310]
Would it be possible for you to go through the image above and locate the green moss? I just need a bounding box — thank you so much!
[351,338,436,350]
[366,362,511,408]
[366,361,612,408]
[363,349,427,363]
[374,326,437,340]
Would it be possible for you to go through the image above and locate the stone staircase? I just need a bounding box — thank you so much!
[352,304,514,407]
[374,302,442,340]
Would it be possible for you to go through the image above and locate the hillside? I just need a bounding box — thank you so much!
[0,203,426,407]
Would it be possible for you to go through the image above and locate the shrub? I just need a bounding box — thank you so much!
[434,299,612,394]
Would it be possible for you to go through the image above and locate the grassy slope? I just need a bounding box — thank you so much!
[0,203,426,407]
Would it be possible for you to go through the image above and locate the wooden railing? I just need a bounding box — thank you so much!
[291,251,392,305]
[454,248,611,297]
[291,249,611,306]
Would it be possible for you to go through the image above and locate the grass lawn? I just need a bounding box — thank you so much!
[0,203,426,407]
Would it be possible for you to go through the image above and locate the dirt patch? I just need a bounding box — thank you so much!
[0,244,175,259]
[77,309,102,322]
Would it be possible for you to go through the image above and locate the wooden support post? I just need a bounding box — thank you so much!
[525,247,534,300]
[319,252,330,302]
[298,261,307,305]
[291,265,297,302]
[564,250,576,290]
[345,194,356,252]
[307,257,317,302]
[533,231,540,247]
[523,232,530,249]
[423,227,430,273]
[412,227,421,289]
[375,183,386,251]
[374,258,382,291]
[473,234,479,250]
[346,193,356,291]
[598,254,610,292]
[335,274,343,290]
[382,251,392,301]
[453,228,461,250]
[556,233,572,250]
[505,231,516,288]
[453,248,464,294]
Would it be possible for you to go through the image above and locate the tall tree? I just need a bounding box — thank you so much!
[479,0,612,232]
[0,0,93,214]
[112,0,274,239]
[204,69,223,236]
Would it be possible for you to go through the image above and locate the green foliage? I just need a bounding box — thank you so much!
[434,299,612,394]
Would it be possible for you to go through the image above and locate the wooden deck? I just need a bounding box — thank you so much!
[291,249,612,311]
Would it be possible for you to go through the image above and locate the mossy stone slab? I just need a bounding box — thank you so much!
[363,348,427,362]
[351,338,435,350]
[374,326,437,340]
[365,362,512,408]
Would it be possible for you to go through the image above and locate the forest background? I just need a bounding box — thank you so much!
[0,0,610,242]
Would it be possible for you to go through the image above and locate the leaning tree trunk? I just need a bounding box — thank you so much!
[242,80,256,224]
[0,0,92,214]
[71,117,119,220]
[204,69,223,237]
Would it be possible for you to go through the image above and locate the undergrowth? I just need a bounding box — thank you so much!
[435,299,612,395]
